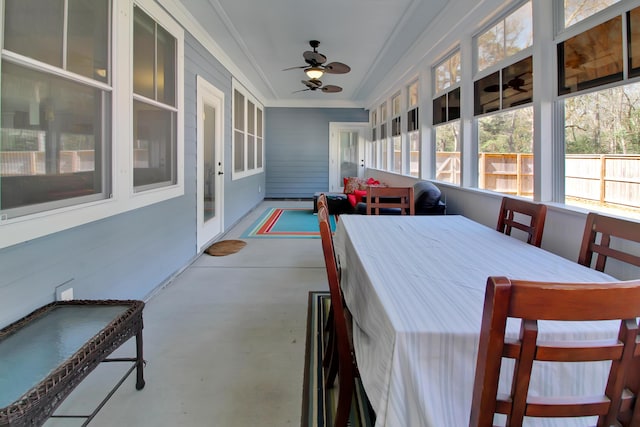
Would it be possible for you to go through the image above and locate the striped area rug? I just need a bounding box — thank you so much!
[241,208,336,238]
[301,291,375,427]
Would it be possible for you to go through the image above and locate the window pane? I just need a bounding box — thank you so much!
[564,84,640,215]
[433,94,447,125]
[248,135,255,170]
[436,52,461,93]
[407,108,419,132]
[475,71,501,115]
[392,95,401,116]
[257,138,263,168]
[628,7,640,78]
[247,101,255,135]
[381,139,388,170]
[372,127,377,141]
[371,110,378,126]
[408,82,419,107]
[502,56,533,108]
[381,102,387,121]
[478,108,534,197]
[564,0,619,28]
[1,61,110,215]
[133,100,176,189]
[435,121,461,185]
[558,16,623,95]
[67,0,109,82]
[391,117,401,136]
[392,136,401,173]
[234,130,244,172]
[478,22,504,72]
[448,88,461,120]
[133,7,156,99]
[505,1,532,55]
[257,108,263,138]
[409,131,420,178]
[234,90,244,131]
[4,0,64,67]
[156,24,176,106]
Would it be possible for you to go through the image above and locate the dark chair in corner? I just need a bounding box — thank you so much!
[496,197,547,247]
[578,212,640,273]
[413,181,446,215]
[470,276,640,427]
[317,204,360,427]
[365,186,415,215]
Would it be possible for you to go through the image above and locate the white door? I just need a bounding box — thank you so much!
[197,76,224,250]
[329,122,368,192]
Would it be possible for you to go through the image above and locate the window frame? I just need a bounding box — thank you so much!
[231,79,264,180]
[0,0,185,250]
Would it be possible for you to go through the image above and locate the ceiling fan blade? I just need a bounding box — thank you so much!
[282,65,306,71]
[323,62,351,74]
[321,85,342,93]
[302,79,322,89]
[292,88,311,93]
[303,51,327,65]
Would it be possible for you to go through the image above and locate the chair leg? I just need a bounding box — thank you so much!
[334,369,355,427]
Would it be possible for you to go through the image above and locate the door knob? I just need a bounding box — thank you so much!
[218,171,224,175]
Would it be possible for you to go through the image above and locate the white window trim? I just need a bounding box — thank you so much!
[0,0,185,249]
[231,78,264,180]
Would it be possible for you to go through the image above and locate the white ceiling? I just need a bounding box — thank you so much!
[177,0,451,107]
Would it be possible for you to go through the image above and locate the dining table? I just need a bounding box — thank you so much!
[332,214,619,427]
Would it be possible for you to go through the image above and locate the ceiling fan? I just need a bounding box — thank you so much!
[284,40,351,80]
[294,79,343,93]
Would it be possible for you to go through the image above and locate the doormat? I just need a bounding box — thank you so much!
[240,208,336,239]
[205,240,247,256]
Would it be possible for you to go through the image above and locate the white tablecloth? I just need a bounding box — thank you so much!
[333,215,617,427]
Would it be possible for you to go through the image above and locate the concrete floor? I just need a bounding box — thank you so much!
[45,200,327,427]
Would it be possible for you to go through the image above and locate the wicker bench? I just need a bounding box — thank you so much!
[0,300,145,427]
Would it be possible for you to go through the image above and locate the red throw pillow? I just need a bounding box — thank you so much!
[353,189,367,203]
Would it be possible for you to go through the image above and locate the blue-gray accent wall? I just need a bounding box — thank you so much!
[265,107,368,198]
[0,31,265,327]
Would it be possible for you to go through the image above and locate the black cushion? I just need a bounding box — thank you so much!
[414,181,441,209]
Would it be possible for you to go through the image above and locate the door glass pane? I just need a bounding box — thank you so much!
[68,0,109,82]
[4,0,64,67]
[340,131,358,182]
[203,103,216,222]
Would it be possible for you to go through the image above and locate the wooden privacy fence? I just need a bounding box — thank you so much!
[435,152,640,210]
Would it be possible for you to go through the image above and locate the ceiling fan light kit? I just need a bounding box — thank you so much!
[284,40,350,94]
[304,66,325,79]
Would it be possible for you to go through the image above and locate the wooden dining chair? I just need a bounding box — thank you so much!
[366,186,415,215]
[578,212,640,273]
[470,276,640,427]
[496,197,547,247]
[317,205,359,427]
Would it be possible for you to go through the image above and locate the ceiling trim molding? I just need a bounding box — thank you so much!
[266,99,365,109]
[204,0,278,98]
[155,0,268,102]
[352,0,422,99]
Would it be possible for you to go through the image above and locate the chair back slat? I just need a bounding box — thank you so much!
[578,212,640,272]
[366,186,415,215]
[470,276,640,427]
[496,197,547,247]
